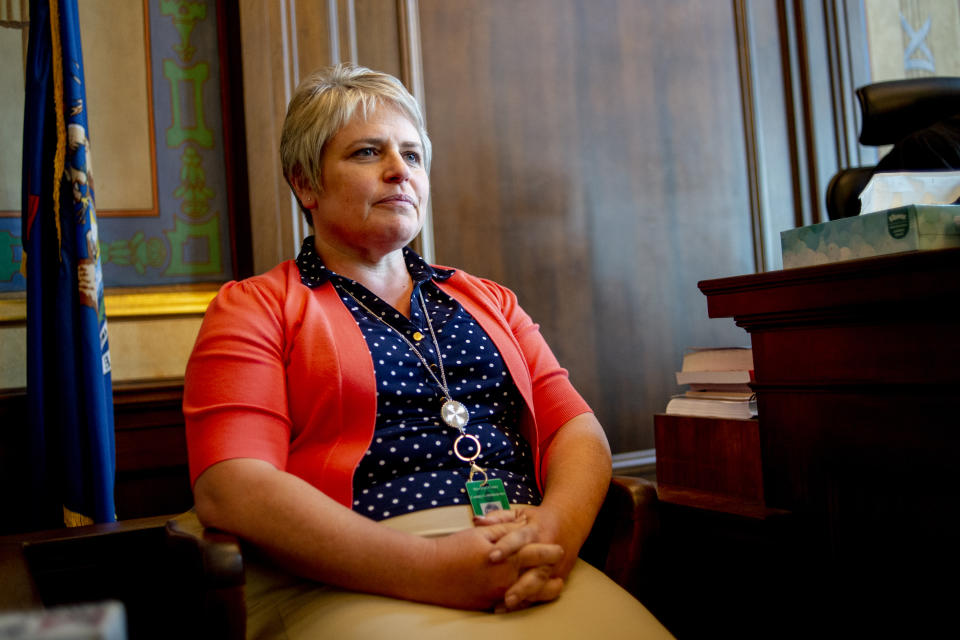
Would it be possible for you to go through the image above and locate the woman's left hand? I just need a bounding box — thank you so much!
[475,413,614,611]
[474,506,570,611]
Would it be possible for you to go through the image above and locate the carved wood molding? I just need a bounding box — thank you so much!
[699,247,960,322]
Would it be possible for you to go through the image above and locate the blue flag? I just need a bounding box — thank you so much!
[22,0,115,528]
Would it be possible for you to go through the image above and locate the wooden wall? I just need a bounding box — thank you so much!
[237,0,871,455]
[0,0,875,533]
[0,382,192,535]
[237,0,426,275]
[422,0,755,453]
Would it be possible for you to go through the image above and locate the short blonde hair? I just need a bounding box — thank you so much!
[280,64,431,213]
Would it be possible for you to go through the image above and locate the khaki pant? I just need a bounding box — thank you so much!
[245,505,673,639]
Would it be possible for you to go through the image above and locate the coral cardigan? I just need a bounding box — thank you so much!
[183,260,591,508]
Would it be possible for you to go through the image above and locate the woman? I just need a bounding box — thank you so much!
[184,64,669,638]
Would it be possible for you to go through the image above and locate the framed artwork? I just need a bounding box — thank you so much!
[864,0,960,80]
[0,0,249,317]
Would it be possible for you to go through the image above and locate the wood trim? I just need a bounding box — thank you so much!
[336,0,359,63]
[838,0,875,166]
[782,1,873,227]
[698,247,960,329]
[780,0,816,229]
[396,0,425,109]
[657,486,789,520]
[788,0,824,226]
[823,0,866,171]
[324,0,340,63]
[216,0,254,280]
[823,0,852,169]
[238,0,302,273]
[733,0,766,273]
[396,0,433,263]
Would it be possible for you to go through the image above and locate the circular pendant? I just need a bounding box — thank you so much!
[453,433,481,463]
[441,399,469,429]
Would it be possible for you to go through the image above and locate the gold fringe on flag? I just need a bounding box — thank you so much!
[49,0,64,257]
[63,504,94,528]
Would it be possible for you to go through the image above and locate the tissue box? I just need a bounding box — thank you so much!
[859,170,960,214]
[0,601,126,640]
[780,204,960,269]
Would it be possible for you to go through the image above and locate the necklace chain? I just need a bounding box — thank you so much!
[339,284,470,432]
[414,290,451,395]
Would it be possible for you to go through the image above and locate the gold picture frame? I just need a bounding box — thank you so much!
[0,289,217,323]
[2,1,251,304]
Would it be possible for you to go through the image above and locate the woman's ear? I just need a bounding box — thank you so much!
[291,178,318,210]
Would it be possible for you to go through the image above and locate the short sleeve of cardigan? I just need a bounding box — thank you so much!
[451,274,592,450]
[183,277,292,485]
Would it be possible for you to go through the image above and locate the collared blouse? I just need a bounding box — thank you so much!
[295,239,541,519]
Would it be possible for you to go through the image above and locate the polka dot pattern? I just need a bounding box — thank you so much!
[296,239,541,520]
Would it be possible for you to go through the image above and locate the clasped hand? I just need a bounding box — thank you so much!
[475,506,566,612]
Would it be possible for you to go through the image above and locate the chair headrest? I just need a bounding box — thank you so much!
[857,77,960,146]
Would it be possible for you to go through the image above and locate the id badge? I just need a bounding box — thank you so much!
[465,478,510,516]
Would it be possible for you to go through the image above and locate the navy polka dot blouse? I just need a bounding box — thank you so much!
[296,238,541,520]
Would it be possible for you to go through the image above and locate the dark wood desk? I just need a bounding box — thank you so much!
[696,247,959,631]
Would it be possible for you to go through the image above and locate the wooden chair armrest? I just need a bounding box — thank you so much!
[580,475,659,599]
[165,510,245,588]
[0,515,179,635]
[165,510,245,640]
[0,540,42,610]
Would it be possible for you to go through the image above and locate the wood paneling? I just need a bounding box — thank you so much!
[354,0,403,80]
[238,0,423,273]
[231,0,872,454]
[654,415,765,504]
[238,0,303,273]
[0,0,882,537]
[0,381,192,535]
[419,0,756,452]
[111,380,193,520]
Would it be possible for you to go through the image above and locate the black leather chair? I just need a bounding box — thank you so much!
[2,476,659,640]
[825,76,960,220]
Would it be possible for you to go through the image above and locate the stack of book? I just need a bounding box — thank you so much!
[665,347,756,420]
[655,346,770,517]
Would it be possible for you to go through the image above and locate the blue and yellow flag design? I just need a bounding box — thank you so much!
[22,0,115,528]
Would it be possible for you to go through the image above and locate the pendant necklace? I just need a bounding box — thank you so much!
[340,284,513,514]
[340,287,483,470]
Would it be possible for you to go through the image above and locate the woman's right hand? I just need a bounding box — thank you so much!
[194,458,564,611]
[426,522,564,610]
